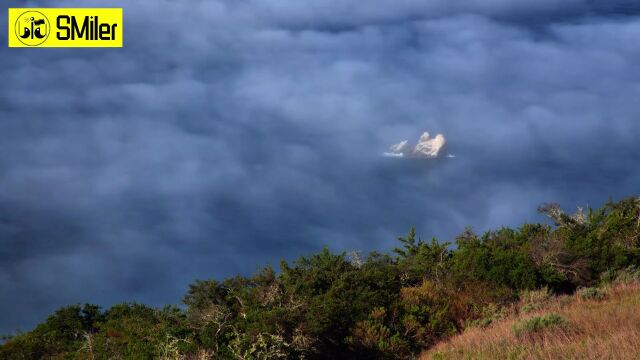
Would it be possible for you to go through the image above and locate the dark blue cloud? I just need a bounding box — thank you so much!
[1,0,640,334]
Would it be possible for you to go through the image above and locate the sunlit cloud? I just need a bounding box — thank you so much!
[384,132,448,158]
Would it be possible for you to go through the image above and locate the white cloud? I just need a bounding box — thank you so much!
[384,132,447,158]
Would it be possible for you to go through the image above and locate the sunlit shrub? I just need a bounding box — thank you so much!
[512,313,568,338]
[578,287,605,300]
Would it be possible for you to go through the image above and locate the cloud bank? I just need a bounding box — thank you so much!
[1,0,640,334]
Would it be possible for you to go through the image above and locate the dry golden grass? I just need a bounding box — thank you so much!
[421,281,640,360]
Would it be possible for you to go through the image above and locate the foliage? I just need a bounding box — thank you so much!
[611,265,640,284]
[1,196,639,359]
[519,287,551,313]
[512,313,568,337]
[346,307,411,358]
[578,287,605,300]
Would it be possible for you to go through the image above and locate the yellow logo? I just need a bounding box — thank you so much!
[8,8,123,48]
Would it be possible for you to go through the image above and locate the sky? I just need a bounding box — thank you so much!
[1,0,640,334]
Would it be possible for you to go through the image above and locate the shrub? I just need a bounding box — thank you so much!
[347,307,410,359]
[519,287,551,304]
[614,266,640,284]
[521,304,534,313]
[465,317,494,329]
[465,302,512,329]
[600,269,617,284]
[157,334,191,360]
[399,281,459,348]
[519,287,551,313]
[228,333,291,360]
[578,287,605,301]
[512,313,568,338]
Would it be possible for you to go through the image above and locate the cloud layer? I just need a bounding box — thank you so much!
[1,0,640,333]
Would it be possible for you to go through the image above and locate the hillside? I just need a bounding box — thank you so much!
[423,275,640,359]
[1,197,639,359]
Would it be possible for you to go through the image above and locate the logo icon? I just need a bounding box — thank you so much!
[9,8,123,48]
[14,11,50,46]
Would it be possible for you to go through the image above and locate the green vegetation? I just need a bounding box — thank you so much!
[1,197,639,359]
[512,313,568,337]
[519,287,552,313]
[577,287,605,300]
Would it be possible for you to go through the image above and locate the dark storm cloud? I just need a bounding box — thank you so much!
[268,1,640,32]
[1,0,640,333]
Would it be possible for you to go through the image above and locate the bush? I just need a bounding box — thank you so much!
[578,287,605,301]
[599,269,617,284]
[399,281,459,348]
[519,287,551,313]
[614,266,640,284]
[519,287,551,304]
[512,313,568,338]
[346,307,410,359]
[465,302,513,329]
[465,317,494,329]
[521,304,534,313]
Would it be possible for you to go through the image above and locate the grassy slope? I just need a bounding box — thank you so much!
[421,281,640,360]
